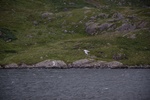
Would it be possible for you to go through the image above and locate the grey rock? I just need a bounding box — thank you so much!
[83,7,91,9]
[71,59,95,68]
[20,64,36,68]
[117,23,136,32]
[41,12,53,19]
[98,23,114,31]
[33,21,38,26]
[98,13,109,19]
[35,60,67,68]
[106,61,123,68]
[85,22,99,35]
[90,16,97,20]
[86,61,108,68]
[137,21,148,29]
[5,63,18,68]
[70,59,123,68]
[108,19,119,23]
[85,22,114,35]
[127,15,137,20]
[112,12,124,20]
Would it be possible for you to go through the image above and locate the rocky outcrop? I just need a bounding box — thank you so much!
[35,60,67,68]
[106,61,123,68]
[85,22,115,35]
[70,59,95,68]
[2,59,150,69]
[117,23,136,32]
[112,12,124,20]
[5,63,18,68]
[98,23,114,31]
[85,11,149,35]
[85,22,99,35]
[98,13,109,19]
[69,59,123,68]
[136,21,148,29]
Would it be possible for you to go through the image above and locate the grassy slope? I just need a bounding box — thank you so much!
[0,0,150,65]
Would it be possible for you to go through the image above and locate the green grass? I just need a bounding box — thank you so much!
[0,0,150,65]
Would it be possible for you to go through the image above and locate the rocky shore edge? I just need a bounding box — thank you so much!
[0,59,150,69]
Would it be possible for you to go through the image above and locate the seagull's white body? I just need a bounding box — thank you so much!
[84,49,90,55]
[52,61,56,66]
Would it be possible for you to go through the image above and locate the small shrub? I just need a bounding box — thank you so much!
[0,28,17,42]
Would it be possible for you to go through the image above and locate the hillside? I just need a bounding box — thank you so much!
[0,0,150,66]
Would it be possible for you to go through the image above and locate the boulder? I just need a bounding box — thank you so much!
[41,12,53,19]
[71,59,95,68]
[85,22,99,35]
[85,22,115,35]
[98,23,114,31]
[86,61,108,68]
[35,60,67,68]
[20,64,36,68]
[98,13,109,19]
[106,61,123,68]
[108,19,119,23]
[83,7,91,9]
[112,12,124,20]
[137,21,148,29]
[5,63,18,68]
[33,21,38,26]
[117,23,136,32]
[70,59,123,68]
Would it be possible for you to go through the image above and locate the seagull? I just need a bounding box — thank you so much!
[52,61,56,66]
[84,49,90,55]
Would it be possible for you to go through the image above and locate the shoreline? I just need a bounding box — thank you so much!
[1,59,150,69]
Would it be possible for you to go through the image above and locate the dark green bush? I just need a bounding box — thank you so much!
[0,28,17,41]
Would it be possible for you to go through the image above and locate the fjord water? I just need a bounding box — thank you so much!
[0,69,150,100]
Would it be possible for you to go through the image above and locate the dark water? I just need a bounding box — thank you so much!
[0,69,150,100]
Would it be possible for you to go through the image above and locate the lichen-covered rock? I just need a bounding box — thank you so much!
[35,60,67,68]
[5,63,18,68]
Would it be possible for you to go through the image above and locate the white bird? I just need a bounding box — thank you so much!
[52,61,56,66]
[84,49,90,55]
